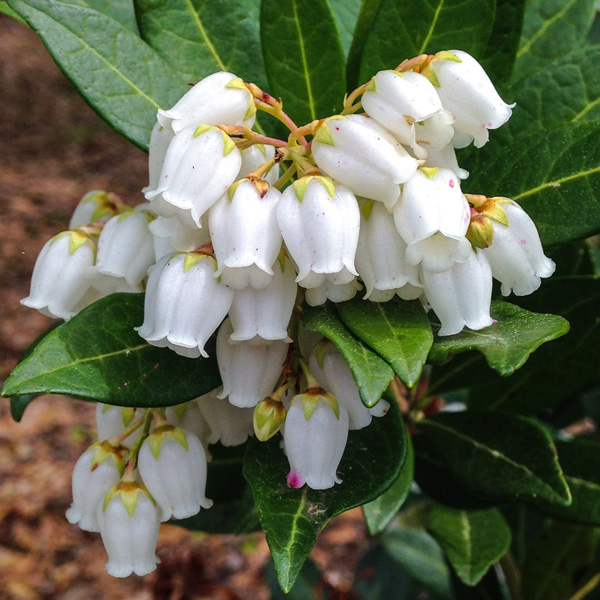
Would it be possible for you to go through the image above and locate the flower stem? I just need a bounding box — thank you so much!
[122,409,154,481]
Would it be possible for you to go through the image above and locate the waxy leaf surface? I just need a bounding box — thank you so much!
[337,297,433,387]
[1,294,221,407]
[243,399,406,592]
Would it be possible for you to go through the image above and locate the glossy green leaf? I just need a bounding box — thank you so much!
[337,297,433,387]
[243,399,406,592]
[537,440,600,526]
[450,563,511,600]
[505,46,600,141]
[427,505,511,586]
[346,0,383,89]
[302,302,394,408]
[1,294,221,407]
[9,396,36,422]
[134,0,266,86]
[428,301,569,376]
[382,525,453,599]
[329,0,361,58]
[67,0,138,32]
[260,0,345,125]
[0,0,27,23]
[521,520,600,600]
[465,122,600,246]
[512,0,597,84]
[265,558,323,600]
[480,0,525,90]
[175,444,259,534]
[357,0,496,83]
[416,411,571,506]
[8,0,187,151]
[363,425,414,534]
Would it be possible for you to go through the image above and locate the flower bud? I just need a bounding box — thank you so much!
[238,144,280,184]
[66,441,127,532]
[157,71,256,133]
[209,179,282,289]
[136,252,234,358]
[216,318,289,407]
[98,482,160,578]
[138,426,212,521]
[253,396,287,441]
[423,248,493,336]
[393,168,471,272]
[431,50,515,148]
[69,190,126,229]
[312,114,418,208]
[145,125,242,227]
[467,212,495,249]
[21,229,97,320]
[277,176,360,288]
[283,389,349,490]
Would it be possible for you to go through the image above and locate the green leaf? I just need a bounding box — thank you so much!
[427,505,511,586]
[9,0,187,151]
[450,562,511,600]
[346,0,383,89]
[363,425,414,535]
[0,0,28,23]
[465,122,600,246]
[328,0,361,58]
[175,444,259,534]
[134,0,267,87]
[9,395,37,422]
[243,399,407,592]
[416,410,571,507]
[382,525,453,599]
[505,46,600,141]
[480,0,526,90]
[1,293,221,407]
[66,0,138,33]
[265,558,323,600]
[302,302,394,408]
[260,0,346,125]
[512,0,597,84]
[427,301,569,376]
[357,0,496,84]
[337,297,433,387]
[537,440,600,526]
[521,520,600,600]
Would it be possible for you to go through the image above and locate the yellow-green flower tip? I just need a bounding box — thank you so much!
[420,63,440,87]
[359,198,375,221]
[365,76,377,93]
[420,167,439,179]
[221,131,237,156]
[467,213,495,249]
[228,178,246,201]
[225,76,247,91]
[183,252,212,272]
[435,50,462,63]
[253,397,286,442]
[193,124,216,138]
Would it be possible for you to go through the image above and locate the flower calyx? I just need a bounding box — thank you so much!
[293,388,340,421]
[253,392,287,441]
[146,425,189,460]
[103,481,156,516]
[89,440,128,476]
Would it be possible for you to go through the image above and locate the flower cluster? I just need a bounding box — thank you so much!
[21,50,555,577]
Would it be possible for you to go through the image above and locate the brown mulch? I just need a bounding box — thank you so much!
[0,15,369,600]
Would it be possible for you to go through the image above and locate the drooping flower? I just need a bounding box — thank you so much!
[69,190,126,229]
[95,404,145,448]
[136,252,234,358]
[143,121,176,194]
[137,426,212,522]
[157,71,256,133]
[98,482,161,578]
[66,441,127,532]
[312,114,418,208]
[284,388,349,490]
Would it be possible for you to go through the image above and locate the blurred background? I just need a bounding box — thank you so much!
[0,14,366,600]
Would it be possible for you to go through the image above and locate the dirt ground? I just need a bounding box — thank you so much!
[0,16,367,600]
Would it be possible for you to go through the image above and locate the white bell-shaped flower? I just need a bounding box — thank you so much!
[309,345,389,430]
[66,441,126,533]
[217,319,288,408]
[149,215,210,255]
[196,388,255,446]
[227,255,297,343]
[138,426,212,522]
[423,143,469,180]
[482,199,555,296]
[165,401,212,449]
[157,71,256,133]
[69,190,125,229]
[98,482,160,578]
[423,248,493,336]
[284,390,349,490]
[21,229,97,320]
[413,110,456,155]
[393,168,471,272]
[362,70,443,154]
[144,125,242,227]
[355,201,421,299]
[305,278,362,306]
[431,50,515,148]
[238,144,279,185]
[312,114,418,208]
[209,179,282,289]
[143,121,176,194]
[96,404,145,448]
[136,252,234,358]
[87,210,156,294]
[277,176,360,288]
